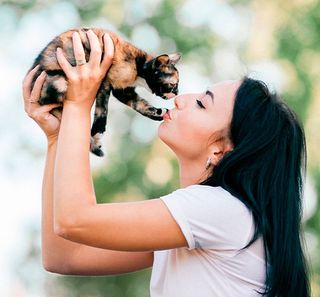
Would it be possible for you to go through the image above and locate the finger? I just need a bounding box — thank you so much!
[56,47,74,76]
[87,29,102,67]
[38,103,63,113]
[23,64,40,100]
[29,71,47,102]
[72,31,86,66]
[100,33,114,73]
[25,103,62,117]
[27,103,62,119]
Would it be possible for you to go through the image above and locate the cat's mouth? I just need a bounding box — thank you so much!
[161,93,177,99]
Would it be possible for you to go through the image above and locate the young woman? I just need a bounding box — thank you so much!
[22,30,311,297]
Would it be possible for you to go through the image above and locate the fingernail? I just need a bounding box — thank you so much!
[41,71,47,76]
[32,65,40,71]
[56,47,61,53]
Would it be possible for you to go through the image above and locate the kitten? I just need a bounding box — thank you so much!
[30,27,181,156]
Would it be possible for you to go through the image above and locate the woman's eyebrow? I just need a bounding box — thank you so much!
[205,89,214,103]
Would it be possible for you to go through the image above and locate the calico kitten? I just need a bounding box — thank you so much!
[30,27,181,156]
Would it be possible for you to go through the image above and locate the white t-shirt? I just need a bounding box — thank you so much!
[150,184,269,297]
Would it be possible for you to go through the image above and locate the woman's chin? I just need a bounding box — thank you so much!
[157,124,166,141]
[158,124,171,145]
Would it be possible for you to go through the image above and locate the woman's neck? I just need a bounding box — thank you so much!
[178,159,210,188]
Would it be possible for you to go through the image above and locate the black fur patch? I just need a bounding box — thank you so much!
[91,116,107,136]
[46,70,66,77]
[112,87,137,104]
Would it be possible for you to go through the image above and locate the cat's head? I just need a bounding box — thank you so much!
[143,53,181,99]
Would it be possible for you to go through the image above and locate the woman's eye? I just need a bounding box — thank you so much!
[196,99,205,109]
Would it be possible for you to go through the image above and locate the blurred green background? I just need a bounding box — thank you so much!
[0,0,319,296]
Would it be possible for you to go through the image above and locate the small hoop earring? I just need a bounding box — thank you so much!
[205,157,212,170]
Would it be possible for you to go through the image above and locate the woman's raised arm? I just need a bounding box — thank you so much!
[23,58,154,277]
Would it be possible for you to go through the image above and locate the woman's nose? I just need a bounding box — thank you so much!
[174,95,184,109]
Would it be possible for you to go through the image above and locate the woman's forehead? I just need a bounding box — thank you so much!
[209,79,241,92]
[208,80,241,104]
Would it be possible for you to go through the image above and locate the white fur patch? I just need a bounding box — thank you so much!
[54,77,67,93]
[94,106,104,117]
[133,77,152,93]
[90,133,104,151]
[164,77,178,85]
[93,132,103,141]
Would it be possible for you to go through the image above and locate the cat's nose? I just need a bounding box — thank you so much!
[172,86,178,95]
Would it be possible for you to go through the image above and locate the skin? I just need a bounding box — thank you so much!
[22,30,241,275]
[159,80,241,188]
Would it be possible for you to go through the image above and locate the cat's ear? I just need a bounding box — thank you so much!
[168,53,181,65]
[154,55,170,68]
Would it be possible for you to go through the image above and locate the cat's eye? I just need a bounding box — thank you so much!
[196,99,205,109]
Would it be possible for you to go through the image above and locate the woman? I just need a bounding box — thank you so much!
[22,30,311,296]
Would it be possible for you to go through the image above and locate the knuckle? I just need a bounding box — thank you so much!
[79,73,89,81]
[69,75,80,83]
[89,71,100,81]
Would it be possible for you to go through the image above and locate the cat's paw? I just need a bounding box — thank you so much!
[146,107,168,121]
[90,133,104,157]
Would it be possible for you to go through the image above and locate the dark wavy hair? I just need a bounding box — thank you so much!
[199,77,311,297]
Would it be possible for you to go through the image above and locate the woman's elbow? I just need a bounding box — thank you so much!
[42,256,73,275]
[53,221,69,239]
[53,216,78,240]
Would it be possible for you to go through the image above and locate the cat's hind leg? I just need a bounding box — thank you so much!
[112,87,168,121]
[38,71,67,105]
[90,80,111,157]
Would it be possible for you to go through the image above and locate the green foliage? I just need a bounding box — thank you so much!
[9,0,319,295]
[58,269,151,297]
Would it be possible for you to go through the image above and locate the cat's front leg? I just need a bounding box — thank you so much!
[90,80,111,157]
[112,87,168,121]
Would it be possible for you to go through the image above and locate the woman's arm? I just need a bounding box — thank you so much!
[43,138,155,275]
[23,65,155,276]
[22,65,81,270]
[42,138,84,272]
[44,138,155,275]
[53,30,188,252]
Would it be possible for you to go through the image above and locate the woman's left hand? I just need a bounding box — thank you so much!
[56,29,114,111]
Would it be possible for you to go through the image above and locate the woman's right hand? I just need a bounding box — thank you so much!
[23,65,63,143]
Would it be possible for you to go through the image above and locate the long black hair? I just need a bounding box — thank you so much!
[199,77,311,297]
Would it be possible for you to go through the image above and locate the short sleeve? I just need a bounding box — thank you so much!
[159,185,254,251]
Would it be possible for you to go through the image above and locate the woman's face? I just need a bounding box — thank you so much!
[158,80,241,161]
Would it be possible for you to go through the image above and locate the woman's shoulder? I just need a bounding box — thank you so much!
[182,184,244,203]
[162,184,255,250]
[174,184,252,218]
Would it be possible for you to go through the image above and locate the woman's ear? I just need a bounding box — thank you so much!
[208,140,234,166]
[211,150,224,166]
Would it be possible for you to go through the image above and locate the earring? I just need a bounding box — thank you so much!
[205,157,212,170]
